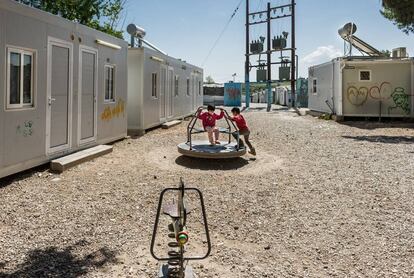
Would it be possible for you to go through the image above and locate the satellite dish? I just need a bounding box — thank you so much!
[127,24,146,38]
[338,22,357,38]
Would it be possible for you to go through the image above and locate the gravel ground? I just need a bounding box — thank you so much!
[1,106,413,278]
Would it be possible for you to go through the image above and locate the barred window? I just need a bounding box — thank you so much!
[104,65,115,102]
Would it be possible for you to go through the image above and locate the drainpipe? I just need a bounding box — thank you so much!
[339,60,346,116]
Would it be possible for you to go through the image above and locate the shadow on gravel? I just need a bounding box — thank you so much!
[175,156,249,170]
[339,121,414,130]
[0,164,49,189]
[0,241,117,278]
[342,135,414,144]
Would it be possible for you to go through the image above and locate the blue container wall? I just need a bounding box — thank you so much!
[224,83,242,107]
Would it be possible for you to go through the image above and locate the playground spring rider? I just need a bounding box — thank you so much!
[150,178,211,278]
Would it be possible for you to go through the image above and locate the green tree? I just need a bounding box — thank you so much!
[15,0,126,39]
[382,0,414,34]
[380,49,391,57]
[205,75,215,84]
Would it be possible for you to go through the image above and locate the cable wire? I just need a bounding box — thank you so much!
[201,0,244,66]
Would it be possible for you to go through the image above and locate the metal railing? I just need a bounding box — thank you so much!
[186,106,240,151]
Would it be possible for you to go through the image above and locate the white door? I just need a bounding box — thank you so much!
[78,46,98,145]
[191,74,197,111]
[167,67,174,118]
[46,37,73,154]
[160,65,167,121]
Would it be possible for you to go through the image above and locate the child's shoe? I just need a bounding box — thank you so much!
[249,149,256,156]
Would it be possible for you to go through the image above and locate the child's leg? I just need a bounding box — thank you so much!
[244,133,256,155]
[205,127,215,144]
[213,127,220,142]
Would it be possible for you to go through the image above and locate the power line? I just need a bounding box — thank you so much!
[201,0,244,66]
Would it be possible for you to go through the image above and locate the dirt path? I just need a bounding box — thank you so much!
[1,107,413,277]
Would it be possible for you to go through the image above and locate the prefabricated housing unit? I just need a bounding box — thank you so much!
[308,57,414,118]
[0,0,128,178]
[127,47,203,135]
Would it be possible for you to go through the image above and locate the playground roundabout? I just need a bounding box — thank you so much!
[177,141,246,159]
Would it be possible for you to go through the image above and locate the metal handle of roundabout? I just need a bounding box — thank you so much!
[186,106,241,151]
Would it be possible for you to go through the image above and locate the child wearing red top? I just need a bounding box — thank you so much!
[197,105,224,145]
[228,107,256,155]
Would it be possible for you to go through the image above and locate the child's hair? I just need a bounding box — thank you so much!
[207,105,215,111]
[231,107,241,114]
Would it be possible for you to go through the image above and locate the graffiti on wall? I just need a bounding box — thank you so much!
[346,86,368,106]
[368,82,393,101]
[389,87,410,115]
[346,82,412,115]
[226,88,240,100]
[16,121,34,137]
[101,99,125,121]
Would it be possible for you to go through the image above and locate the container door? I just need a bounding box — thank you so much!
[78,46,97,145]
[167,67,174,118]
[160,65,167,121]
[46,38,73,154]
[191,74,196,111]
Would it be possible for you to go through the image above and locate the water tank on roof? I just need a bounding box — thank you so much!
[127,24,146,38]
[338,22,357,38]
[392,47,407,58]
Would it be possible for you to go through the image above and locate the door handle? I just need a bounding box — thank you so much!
[48,97,56,105]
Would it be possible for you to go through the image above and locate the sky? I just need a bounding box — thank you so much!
[122,0,414,83]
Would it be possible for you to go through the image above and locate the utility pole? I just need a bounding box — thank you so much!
[266,2,272,112]
[291,0,296,108]
[245,0,296,111]
[245,0,251,108]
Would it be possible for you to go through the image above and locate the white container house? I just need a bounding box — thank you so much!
[127,47,203,135]
[308,57,414,118]
[0,0,128,178]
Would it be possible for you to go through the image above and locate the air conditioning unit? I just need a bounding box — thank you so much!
[392,47,407,58]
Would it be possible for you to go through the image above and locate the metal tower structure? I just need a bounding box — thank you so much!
[245,0,296,111]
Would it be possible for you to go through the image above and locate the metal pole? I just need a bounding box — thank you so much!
[291,0,296,108]
[245,0,251,108]
[295,55,299,81]
[267,2,272,112]
[130,35,135,48]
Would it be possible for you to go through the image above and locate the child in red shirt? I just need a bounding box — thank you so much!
[228,107,256,155]
[197,105,224,145]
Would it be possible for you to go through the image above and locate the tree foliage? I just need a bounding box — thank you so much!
[205,75,215,84]
[382,0,414,34]
[15,0,126,39]
[380,49,391,57]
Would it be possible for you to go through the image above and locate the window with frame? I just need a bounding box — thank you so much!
[104,65,115,102]
[174,75,179,97]
[151,73,158,98]
[312,79,317,94]
[359,70,371,82]
[7,48,34,109]
[186,78,190,96]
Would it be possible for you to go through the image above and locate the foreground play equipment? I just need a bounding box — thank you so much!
[150,178,211,278]
[177,107,246,159]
